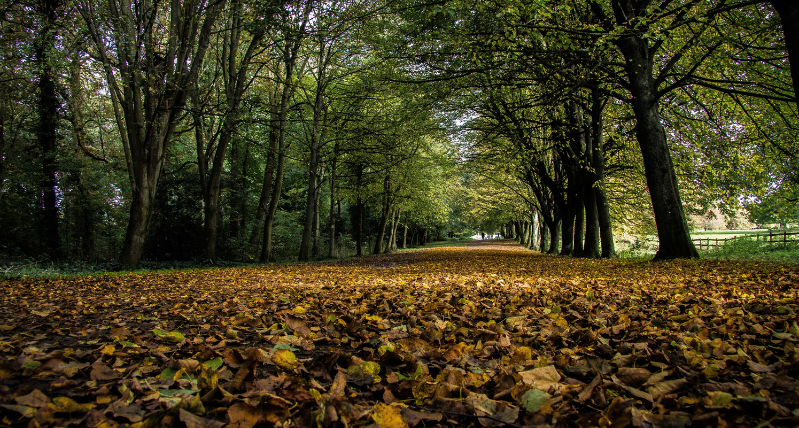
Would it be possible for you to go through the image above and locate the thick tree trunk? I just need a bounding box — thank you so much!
[617,36,698,259]
[582,182,601,258]
[36,0,61,259]
[122,187,154,267]
[547,220,560,254]
[582,97,601,259]
[771,0,799,114]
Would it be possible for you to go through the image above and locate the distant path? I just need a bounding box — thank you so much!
[330,239,527,270]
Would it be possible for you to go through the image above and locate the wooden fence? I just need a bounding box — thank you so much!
[692,230,799,251]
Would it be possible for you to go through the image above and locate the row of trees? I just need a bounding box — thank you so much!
[386,0,798,258]
[2,0,796,265]
[0,0,467,267]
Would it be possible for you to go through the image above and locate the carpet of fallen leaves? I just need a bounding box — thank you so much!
[1,241,799,428]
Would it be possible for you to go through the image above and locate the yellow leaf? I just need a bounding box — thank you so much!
[101,344,116,355]
[52,396,95,413]
[271,348,300,370]
[371,403,409,428]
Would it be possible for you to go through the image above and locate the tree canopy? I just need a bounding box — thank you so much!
[0,0,796,266]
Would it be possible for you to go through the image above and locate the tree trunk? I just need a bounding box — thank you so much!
[260,138,287,262]
[312,166,323,257]
[573,195,585,256]
[581,96,601,259]
[771,0,799,114]
[123,187,154,267]
[373,203,390,254]
[616,35,698,259]
[299,34,327,261]
[539,215,548,252]
[402,213,408,249]
[36,0,61,259]
[328,149,337,258]
[250,104,279,248]
[354,165,364,256]
[560,203,575,256]
[229,139,241,240]
[529,212,538,249]
[591,87,616,258]
[386,208,399,253]
[547,220,560,254]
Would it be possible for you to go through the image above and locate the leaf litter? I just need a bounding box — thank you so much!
[1,241,799,427]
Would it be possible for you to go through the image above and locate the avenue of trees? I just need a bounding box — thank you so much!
[0,0,796,267]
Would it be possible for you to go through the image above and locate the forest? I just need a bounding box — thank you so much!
[0,0,797,268]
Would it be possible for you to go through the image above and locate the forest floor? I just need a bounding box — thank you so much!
[1,240,798,427]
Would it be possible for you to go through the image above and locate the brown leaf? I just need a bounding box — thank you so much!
[612,375,653,402]
[519,365,561,392]
[329,370,348,400]
[577,375,602,402]
[15,390,51,408]
[90,361,120,381]
[228,403,261,428]
[179,409,225,428]
[286,315,311,337]
[617,367,652,388]
[647,378,689,399]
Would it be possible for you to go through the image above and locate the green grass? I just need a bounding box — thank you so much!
[689,229,767,239]
[699,234,799,264]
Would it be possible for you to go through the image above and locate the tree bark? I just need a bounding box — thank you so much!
[328,145,338,258]
[354,165,364,256]
[299,32,328,261]
[581,97,601,259]
[616,34,698,259]
[373,176,391,254]
[771,0,799,114]
[35,0,61,259]
[591,88,617,258]
[250,96,280,248]
[260,136,287,262]
[312,166,324,257]
[402,212,409,249]
[572,194,585,256]
[547,220,560,254]
[560,199,575,256]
